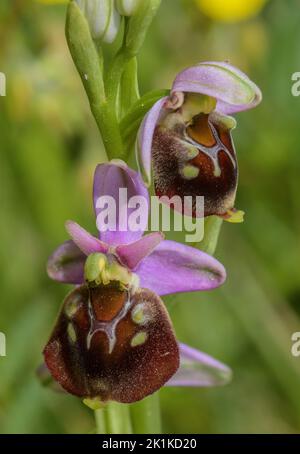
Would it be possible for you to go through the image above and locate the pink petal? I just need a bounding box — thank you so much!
[136,97,168,186]
[65,220,108,255]
[166,343,232,387]
[172,61,262,115]
[47,240,85,284]
[136,240,226,295]
[116,232,164,270]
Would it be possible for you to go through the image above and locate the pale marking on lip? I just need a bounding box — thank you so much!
[131,303,147,325]
[131,331,148,348]
[183,121,236,177]
[67,323,77,343]
[180,164,200,180]
[86,291,133,354]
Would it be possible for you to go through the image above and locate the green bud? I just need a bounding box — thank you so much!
[116,0,141,16]
[125,0,162,56]
[76,0,121,43]
[66,1,106,105]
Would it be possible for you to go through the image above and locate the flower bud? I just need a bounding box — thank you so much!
[116,0,141,16]
[77,0,121,43]
[125,0,161,56]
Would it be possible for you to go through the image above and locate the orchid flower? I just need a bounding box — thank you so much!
[136,61,262,220]
[44,160,230,405]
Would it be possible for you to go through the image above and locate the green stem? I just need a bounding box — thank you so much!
[105,48,132,109]
[91,101,124,159]
[130,393,162,434]
[120,57,140,116]
[95,402,133,434]
[199,216,223,255]
[105,402,133,434]
[95,408,107,434]
[66,1,123,160]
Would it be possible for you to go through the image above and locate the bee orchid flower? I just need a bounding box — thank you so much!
[44,160,229,405]
[136,61,262,220]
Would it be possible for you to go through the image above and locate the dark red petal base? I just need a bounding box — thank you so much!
[43,284,179,403]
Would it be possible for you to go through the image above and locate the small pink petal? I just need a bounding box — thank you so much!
[65,220,108,256]
[116,232,164,270]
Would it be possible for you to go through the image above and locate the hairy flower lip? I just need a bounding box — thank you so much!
[38,341,232,394]
[43,284,180,403]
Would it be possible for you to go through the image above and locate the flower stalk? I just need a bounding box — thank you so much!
[95,402,133,434]
[95,394,163,435]
[130,393,162,434]
[66,1,123,159]
[66,1,162,160]
[199,216,223,255]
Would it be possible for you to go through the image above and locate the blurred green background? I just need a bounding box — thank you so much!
[1,0,300,434]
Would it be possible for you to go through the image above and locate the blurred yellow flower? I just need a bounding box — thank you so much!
[196,0,267,23]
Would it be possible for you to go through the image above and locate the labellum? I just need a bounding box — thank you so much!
[43,283,179,404]
[152,94,238,218]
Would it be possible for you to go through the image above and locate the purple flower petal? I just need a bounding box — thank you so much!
[136,97,168,186]
[65,220,108,256]
[116,232,164,270]
[166,343,232,387]
[136,240,226,295]
[172,61,262,115]
[47,240,85,284]
[93,161,149,246]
